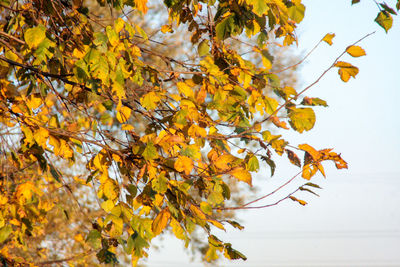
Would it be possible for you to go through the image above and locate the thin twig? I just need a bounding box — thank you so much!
[259,31,375,125]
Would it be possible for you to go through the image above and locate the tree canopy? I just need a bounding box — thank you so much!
[0,0,398,265]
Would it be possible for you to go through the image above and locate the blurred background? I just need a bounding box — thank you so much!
[144,0,400,266]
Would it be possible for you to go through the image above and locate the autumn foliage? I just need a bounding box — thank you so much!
[0,0,398,265]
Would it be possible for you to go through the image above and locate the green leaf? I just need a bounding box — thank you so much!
[288,107,316,133]
[24,25,46,49]
[125,234,135,254]
[304,182,322,189]
[208,191,224,205]
[380,3,397,15]
[49,164,61,182]
[375,11,393,33]
[247,156,259,172]
[142,142,158,161]
[96,248,118,264]
[288,3,306,23]
[152,173,168,193]
[299,186,320,197]
[106,25,119,46]
[91,56,109,82]
[198,40,210,57]
[246,0,269,16]
[226,220,244,230]
[216,15,234,40]
[0,225,12,243]
[86,230,102,249]
[126,184,137,197]
[264,96,278,114]
[224,244,247,260]
[261,156,276,176]
[200,201,212,215]
[141,91,160,110]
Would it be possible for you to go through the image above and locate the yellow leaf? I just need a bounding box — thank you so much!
[135,0,148,13]
[24,25,46,49]
[346,45,366,57]
[101,199,115,212]
[335,61,359,82]
[27,94,42,109]
[103,179,119,200]
[189,205,206,220]
[188,124,207,138]
[122,124,134,131]
[170,218,186,240]
[152,208,170,236]
[116,106,131,123]
[208,219,225,230]
[114,18,125,33]
[177,81,194,99]
[140,91,161,110]
[302,163,318,180]
[16,181,38,204]
[237,148,246,154]
[0,195,7,205]
[229,168,252,186]
[322,33,335,45]
[33,127,49,148]
[72,47,87,59]
[174,156,194,175]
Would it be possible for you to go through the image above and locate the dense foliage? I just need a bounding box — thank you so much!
[0,0,398,265]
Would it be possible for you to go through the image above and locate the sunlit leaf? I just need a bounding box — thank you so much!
[346,45,366,57]
[375,11,393,33]
[322,33,335,45]
[152,208,170,235]
[229,168,252,186]
[24,25,46,49]
[288,108,316,133]
[334,61,359,82]
[289,196,307,206]
[174,156,194,175]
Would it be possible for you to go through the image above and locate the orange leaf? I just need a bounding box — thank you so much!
[335,61,359,82]
[174,156,194,175]
[135,0,148,13]
[322,33,335,45]
[298,144,320,161]
[229,168,252,186]
[152,208,170,235]
[302,163,318,180]
[271,116,289,129]
[290,196,307,206]
[189,205,206,220]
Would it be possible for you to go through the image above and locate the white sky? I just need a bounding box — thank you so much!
[144,0,400,266]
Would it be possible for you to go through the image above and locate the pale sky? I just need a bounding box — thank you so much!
[144,1,400,266]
